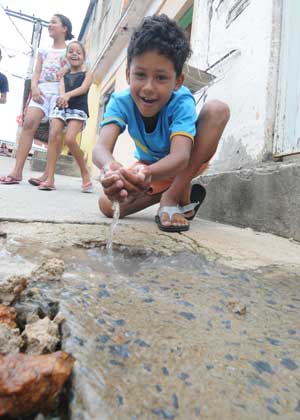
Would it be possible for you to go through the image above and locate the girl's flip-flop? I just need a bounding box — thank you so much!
[28,177,43,186]
[81,182,93,193]
[38,183,56,191]
[0,175,21,185]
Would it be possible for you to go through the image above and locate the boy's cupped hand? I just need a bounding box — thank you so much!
[100,162,151,203]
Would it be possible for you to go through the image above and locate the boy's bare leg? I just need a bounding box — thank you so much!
[3,107,44,180]
[99,192,161,218]
[159,100,230,228]
[99,100,230,225]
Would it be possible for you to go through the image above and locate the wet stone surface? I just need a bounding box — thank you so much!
[0,223,300,419]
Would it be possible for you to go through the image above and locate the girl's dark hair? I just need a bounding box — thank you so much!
[127,14,192,76]
[67,41,86,60]
[54,14,74,41]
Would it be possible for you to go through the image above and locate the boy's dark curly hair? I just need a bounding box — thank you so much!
[127,14,192,76]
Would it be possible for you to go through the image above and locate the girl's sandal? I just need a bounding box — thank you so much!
[81,182,93,193]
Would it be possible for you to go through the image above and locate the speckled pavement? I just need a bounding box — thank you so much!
[1,220,299,419]
[1,155,300,419]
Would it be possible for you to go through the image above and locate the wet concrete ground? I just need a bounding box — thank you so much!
[1,222,300,419]
[1,156,300,419]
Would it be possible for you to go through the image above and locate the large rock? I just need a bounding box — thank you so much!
[0,323,23,353]
[21,314,63,354]
[0,351,75,418]
[31,258,65,281]
[0,304,17,328]
[0,275,28,305]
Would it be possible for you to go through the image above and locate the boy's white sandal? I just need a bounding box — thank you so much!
[155,202,199,233]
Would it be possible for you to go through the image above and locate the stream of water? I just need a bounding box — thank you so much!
[106,201,120,260]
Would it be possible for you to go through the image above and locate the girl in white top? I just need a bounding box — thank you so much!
[0,14,73,185]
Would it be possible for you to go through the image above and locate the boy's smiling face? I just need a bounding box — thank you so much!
[126,50,184,118]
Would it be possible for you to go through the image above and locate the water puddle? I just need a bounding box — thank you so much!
[1,240,300,419]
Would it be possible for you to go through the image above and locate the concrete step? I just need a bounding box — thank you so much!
[30,151,81,178]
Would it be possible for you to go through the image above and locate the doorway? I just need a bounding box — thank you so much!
[274,0,300,156]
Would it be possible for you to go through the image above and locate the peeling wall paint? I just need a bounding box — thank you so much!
[192,0,277,173]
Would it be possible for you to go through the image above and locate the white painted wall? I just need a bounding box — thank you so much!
[192,0,275,173]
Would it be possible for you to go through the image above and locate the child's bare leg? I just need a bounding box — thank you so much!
[41,119,65,186]
[160,100,230,227]
[64,120,91,185]
[6,107,44,180]
[35,139,63,183]
[99,192,161,218]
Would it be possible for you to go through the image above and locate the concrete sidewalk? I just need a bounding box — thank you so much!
[0,155,156,224]
[1,155,299,271]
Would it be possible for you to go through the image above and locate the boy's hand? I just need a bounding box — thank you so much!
[101,163,151,202]
[119,165,152,196]
[100,162,128,203]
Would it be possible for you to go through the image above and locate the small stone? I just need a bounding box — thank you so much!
[250,360,274,375]
[0,324,23,353]
[179,312,196,320]
[227,300,247,315]
[151,408,175,419]
[134,339,150,348]
[172,393,179,409]
[281,358,298,371]
[31,258,65,281]
[21,317,60,354]
[109,344,129,358]
[0,304,17,328]
[162,367,169,376]
[0,351,74,418]
[177,372,189,381]
[0,275,28,305]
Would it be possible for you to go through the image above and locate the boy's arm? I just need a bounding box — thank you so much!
[120,135,192,189]
[93,124,130,202]
[93,124,149,201]
[149,135,192,181]
[92,123,120,170]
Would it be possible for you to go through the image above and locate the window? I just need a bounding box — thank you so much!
[178,5,193,41]
[97,84,115,135]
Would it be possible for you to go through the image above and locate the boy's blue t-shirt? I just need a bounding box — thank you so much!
[100,86,197,163]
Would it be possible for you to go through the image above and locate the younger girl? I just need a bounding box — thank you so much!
[0,14,73,185]
[38,41,93,192]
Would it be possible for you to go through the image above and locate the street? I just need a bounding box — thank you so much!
[1,154,300,419]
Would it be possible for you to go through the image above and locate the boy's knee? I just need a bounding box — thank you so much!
[99,196,113,218]
[200,100,230,125]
